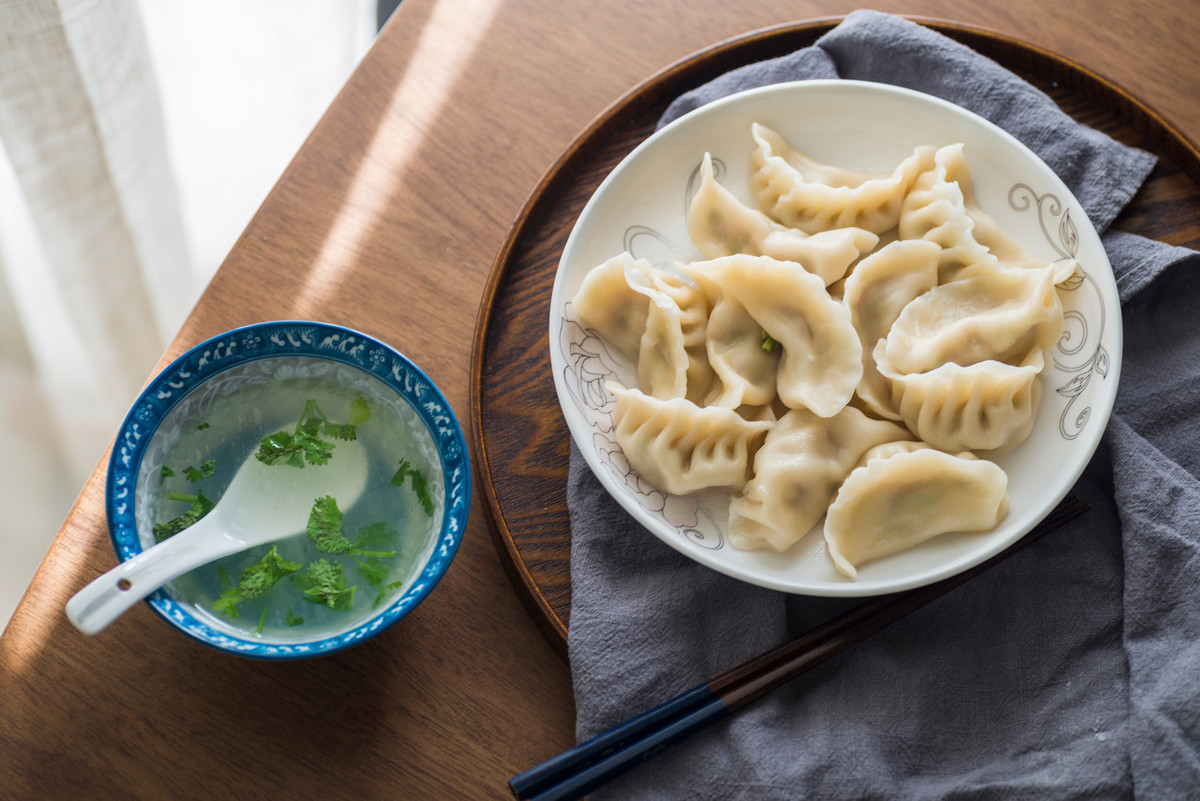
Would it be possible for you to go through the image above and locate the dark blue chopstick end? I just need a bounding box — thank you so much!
[509,684,718,799]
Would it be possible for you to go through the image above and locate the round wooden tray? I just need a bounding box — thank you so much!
[468,17,1200,655]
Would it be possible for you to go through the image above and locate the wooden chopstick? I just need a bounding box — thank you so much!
[508,495,1090,801]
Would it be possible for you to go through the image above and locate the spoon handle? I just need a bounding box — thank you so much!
[66,515,246,635]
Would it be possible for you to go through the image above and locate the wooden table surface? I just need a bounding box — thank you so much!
[2,2,1198,798]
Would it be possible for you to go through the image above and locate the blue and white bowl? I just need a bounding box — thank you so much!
[105,320,470,658]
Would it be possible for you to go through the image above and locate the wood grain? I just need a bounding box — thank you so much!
[471,19,1200,651]
[2,2,1199,799]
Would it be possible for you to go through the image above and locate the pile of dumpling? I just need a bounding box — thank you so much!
[571,123,1076,579]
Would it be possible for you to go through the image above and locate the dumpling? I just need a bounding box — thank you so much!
[875,343,1045,453]
[825,445,1009,578]
[919,143,1047,268]
[682,254,862,417]
[878,259,1070,376]
[691,283,782,409]
[687,152,879,285]
[625,260,714,403]
[572,253,713,403]
[608,382,772,495]
[901,143,1075,281]
[570,252,651,360]
[870,257,1074,452]
[629,270,690,400]
[750,123,935,234]
[728,406,911,552]
[898,143,997,280]
[841,239,942,419]
[854,439,931,464]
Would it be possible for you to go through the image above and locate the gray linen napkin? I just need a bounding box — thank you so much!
[567,10,1200,799]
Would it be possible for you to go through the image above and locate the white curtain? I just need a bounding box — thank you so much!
[0,0,375,627]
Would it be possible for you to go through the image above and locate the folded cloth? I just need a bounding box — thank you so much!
[567,10,1200,799]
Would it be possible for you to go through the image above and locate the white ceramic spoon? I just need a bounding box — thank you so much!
[66,438,370,635]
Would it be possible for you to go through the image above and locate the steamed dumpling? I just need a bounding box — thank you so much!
[898,143,997,280]
[750,123,935,234]
[691,286,782,409]
[682,254,862,416]
[625,260,714,403]
[875,343,1045,453]
[570,252,651,360]
[629,267,691,400]
[918,143,1049,269]
[729,406,911,552]
[608,383,772,495]
[870,258,1074,453]
[572,253,713,403]
[901,143,1074,282]
[825,445,1009,578]
[878,259,1070,376]
[687,152,879,285]
[841,239,942,419]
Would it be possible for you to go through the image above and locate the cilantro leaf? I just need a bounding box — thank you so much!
[254,398,364,467]
[306,499,397,557]
[285,609,305,627]
[298,404,323,435]
[307,495,352,554]
[238,547,303,597]
[300,559,356,611]
[160,466,175,478]
[299,433,334,466]
[352,555,402,609]
[196,422,210,431]
[353,521,397,549]
[322,421,358,441]
[213,546,302,619]
[354,556,391,588]
[347,396,371,426]
[213,594,240,619]
[183,459,217,482]
[255,430,301,467]
[153,491,215,542]
[376,580,405,609]
[350,520,403,606]
[391,460,435,516]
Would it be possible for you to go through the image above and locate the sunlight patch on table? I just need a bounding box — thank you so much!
[294,0,504,317]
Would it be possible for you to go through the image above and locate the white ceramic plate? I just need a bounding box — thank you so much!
[549,80,1120,596]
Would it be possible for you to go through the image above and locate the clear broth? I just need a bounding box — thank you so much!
[138,361,442,642]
